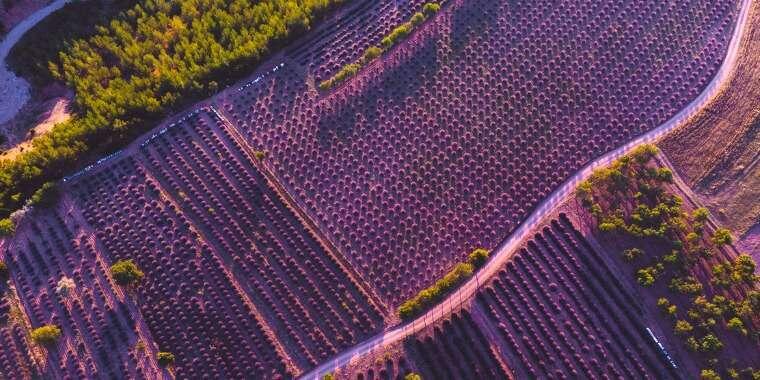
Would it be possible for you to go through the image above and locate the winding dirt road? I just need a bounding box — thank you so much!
[0,0,71,125]
[301,0,753,377]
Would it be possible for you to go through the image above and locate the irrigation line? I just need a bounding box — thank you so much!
[301,0,751,376]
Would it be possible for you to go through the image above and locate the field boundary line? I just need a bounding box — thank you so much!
[208,105,391,319]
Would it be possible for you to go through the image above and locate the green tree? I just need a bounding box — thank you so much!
[699,334,723,353]
[693,207,710,222]
[422,2,441,15]
[110,259,144,286]
[28,182,59,208]
[467,248,489,267]
[674,320,693,336]
[157,351,175,367]
[726,317,747,336]
[0,218,15,236]
[30,325,62,345]
[712,228,733,246]
[700,369,721,380]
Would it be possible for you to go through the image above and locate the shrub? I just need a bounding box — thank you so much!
[622,247,643,262]
[382,23,412,49]
[410,12,426,27]
[0,261,8,281]
[398,262,473,320]
[362,46,383,62]
[31,325,62,345]
[669,276,703,295]
[674,320,693,335]
[712,228,733,246]
[110,260,144,286]
[699,334,723,353]
[636,266,659,286]
[422,2,441,15]
[726,317,747,336]
[0,218,15,236]
[405,373,422,380]
[322,374,335,380]
[157,351,175,367]
[631,144,659,163]
[27,182,59,208]
[693,207,710,222]
[656,167,673,183]
[467,248,489,267]
[253,150,267,160]
[700,369,721,380]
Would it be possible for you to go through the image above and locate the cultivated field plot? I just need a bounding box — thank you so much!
[475,215,676,379]
[342,215,678,379]
[218,0,742,305]
[66,109,385,376]
[0,283,38,378]
[3,206,162,378]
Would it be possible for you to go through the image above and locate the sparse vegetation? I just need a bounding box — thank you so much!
[0,218,15,236]
[110,260,144,286]
[319,3,440,90]
[0,261,8,281]
[157,351,175,367]
[0,0,348,222]
[30,325,62,345]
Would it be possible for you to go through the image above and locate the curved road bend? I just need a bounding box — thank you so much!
[0,0,72,124]
[302,0,752,377]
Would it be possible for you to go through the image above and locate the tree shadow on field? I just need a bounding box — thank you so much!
[450,0,502,56]
[316,31,440,145]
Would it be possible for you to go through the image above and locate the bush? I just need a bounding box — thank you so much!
[110,260,144,286]
[467,248,489,267]
[27,182,59,208]
[699,334,723,353]
[362,46,383,62]
[674,320,693,335]
[669,276,703,295]
[398,262,473,320]
[726,317,747,336]
[422,2,441,15]
[405,373,422,380]
[30,325,62,345]
[712,228,733,246]
[700,369,721,380]
[157,351,175,367]
[381,23,412,49]
[622,247,643,262]
[636,266,660,286]
[410,12,426,27]
[0,218,15,236]
[693,207,710,222]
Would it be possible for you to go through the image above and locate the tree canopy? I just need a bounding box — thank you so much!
[0,0,346,220]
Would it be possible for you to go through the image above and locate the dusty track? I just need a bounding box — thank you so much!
[300,0,753,377]
[0,0,70,124]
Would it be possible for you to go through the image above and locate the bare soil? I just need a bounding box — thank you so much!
[659,0,760,246]
[0,82,71,158]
